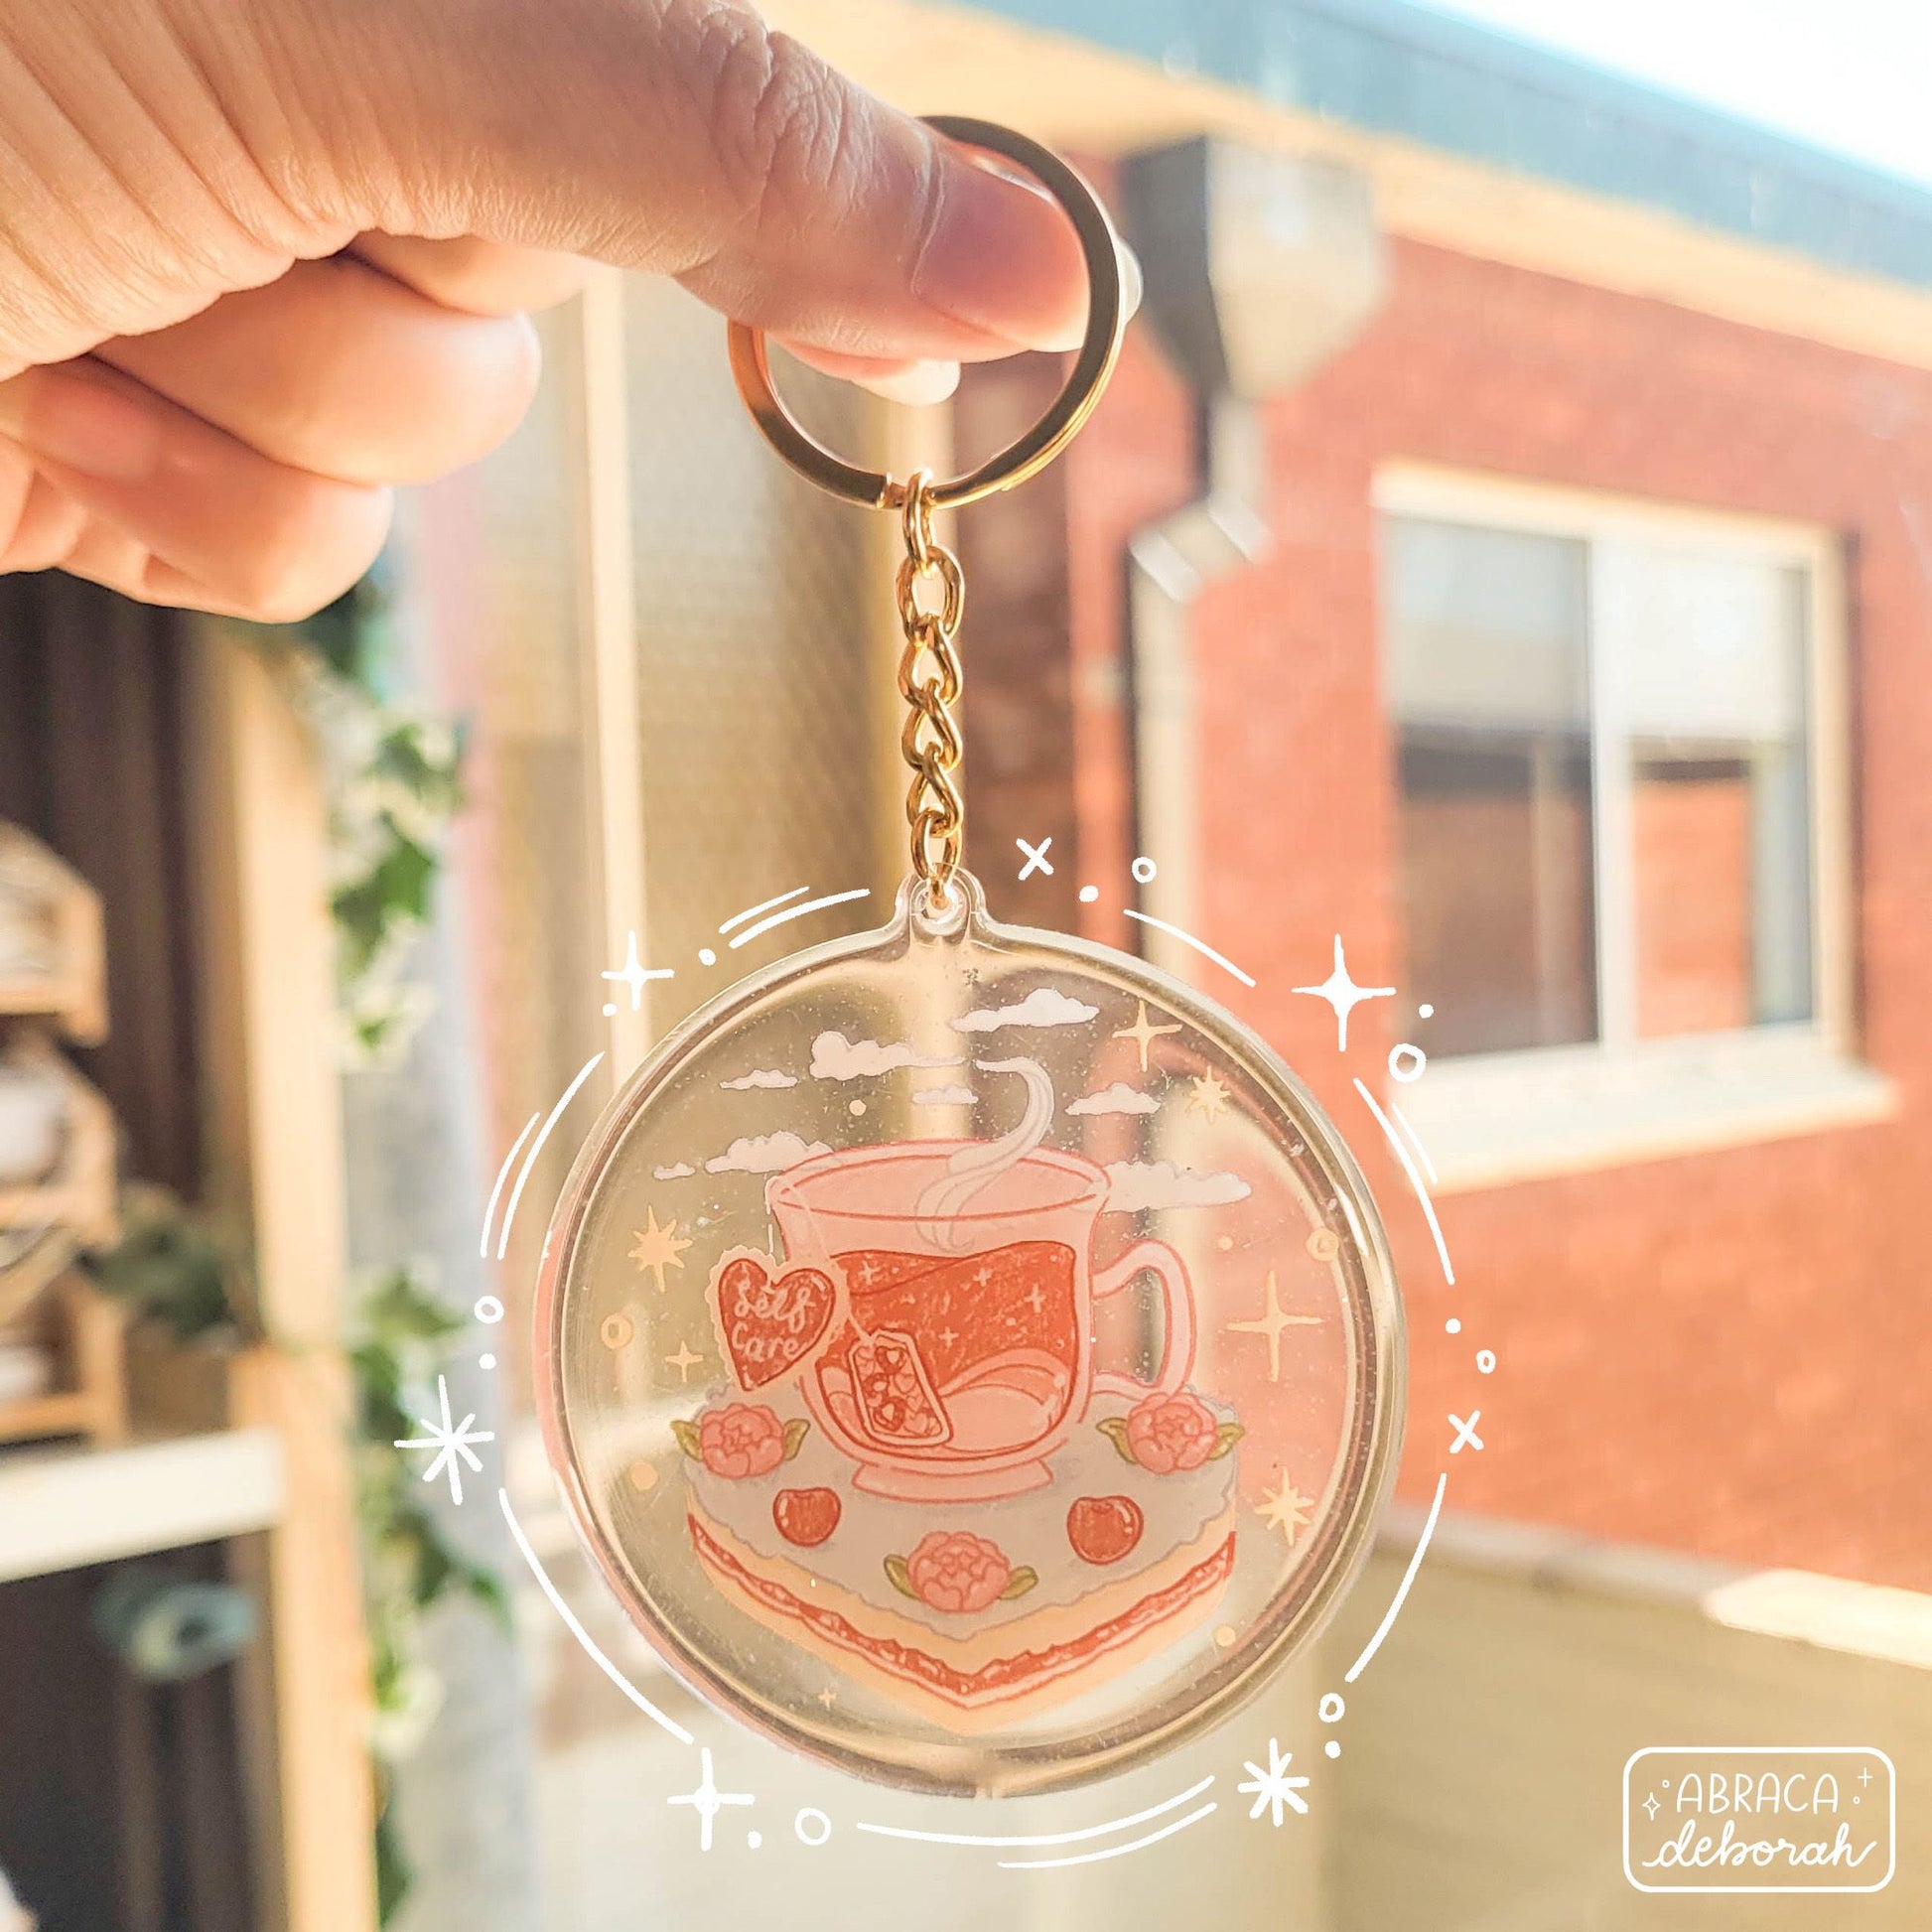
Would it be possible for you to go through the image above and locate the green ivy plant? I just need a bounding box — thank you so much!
[266,568,492,1921]
[245,565,466,1060]
[84,1193,502,1927]
[93,567,493,1923]
[351,1267,512,1923]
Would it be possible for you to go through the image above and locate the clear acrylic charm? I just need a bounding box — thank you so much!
[536,871,1403,1795]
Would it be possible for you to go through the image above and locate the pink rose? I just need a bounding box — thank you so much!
[905,1530,1013,1614]
[696,1402,786,1479]
[1124,1391,1219,1473]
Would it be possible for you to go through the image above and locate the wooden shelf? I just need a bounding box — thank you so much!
[0,1428,284,1585]
[0,1275,127,1448]
[0,1046,116,1245]
[0,826,106,1044]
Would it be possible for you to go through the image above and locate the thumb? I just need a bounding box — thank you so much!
[265,0,1090,363]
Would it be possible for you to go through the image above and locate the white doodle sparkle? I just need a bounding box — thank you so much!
[1293,935,1394,1050]
[1238,1738,1311,1825]
[667,1747,754,1851]
[601,929,674,1011]
[393,1375,494,1506]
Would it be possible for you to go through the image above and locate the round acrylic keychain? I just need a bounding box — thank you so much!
[535,119,1405,1798]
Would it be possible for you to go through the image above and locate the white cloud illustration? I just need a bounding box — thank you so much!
[1104,1160,1252,1212]
[809,1031,960,1080]
[652,1162,696,1180]
[1066,1081,1161,1117]
[951,986,1099,1034]
[912,1084,978,1107]
[705,1132,831,1175]
[720,1068,797,1090]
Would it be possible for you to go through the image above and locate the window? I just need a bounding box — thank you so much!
[1376,467,1888,1188]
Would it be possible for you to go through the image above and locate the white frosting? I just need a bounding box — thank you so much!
[683,1387,1238,1631]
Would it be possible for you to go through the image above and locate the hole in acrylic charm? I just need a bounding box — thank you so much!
[535,870,1404,1796]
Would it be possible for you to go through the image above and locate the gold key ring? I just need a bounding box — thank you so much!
[728,116,1126,510]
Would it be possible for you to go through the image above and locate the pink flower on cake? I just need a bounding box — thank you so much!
[1124,1390,1220,1473]
[904,1531,1016,1614]
[696,1402,786,1479]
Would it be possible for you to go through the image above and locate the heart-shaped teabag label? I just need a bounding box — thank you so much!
[710,1248,840,1390]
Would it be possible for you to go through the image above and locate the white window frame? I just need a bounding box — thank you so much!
[1375,462,1893,1192]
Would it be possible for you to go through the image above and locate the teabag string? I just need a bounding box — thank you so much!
[913,1056,1054,1251]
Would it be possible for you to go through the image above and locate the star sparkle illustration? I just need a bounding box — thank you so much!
[1113,999,1182,1073]
[667,1747,754,1852]
[663,1338,704,1383]
[393,1375,495,1506]
[1185,1068,1232,1122]
[601,928,675,1011]
[1238,1737,1311,1825]
[1225,1270,1321,1383]
[1256,1473,1315,1545]
[1293,934,1394,1051]
[629,1206,692,1292]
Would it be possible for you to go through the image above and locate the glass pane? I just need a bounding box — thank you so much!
[1384,516,1597,1056]
[1606,549,1814,1036]
[623,283,887,981]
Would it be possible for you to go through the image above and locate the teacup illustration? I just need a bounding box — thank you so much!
[766,1141,1194,1500]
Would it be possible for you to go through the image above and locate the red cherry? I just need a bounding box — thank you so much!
[773,1486,842,1548]
[1066,1494,1144,1565]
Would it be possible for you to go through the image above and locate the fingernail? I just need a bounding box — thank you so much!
[914,154,1090,353]
[1119,238,1145,326]
[0,367,164,484]
[863,359,961,408]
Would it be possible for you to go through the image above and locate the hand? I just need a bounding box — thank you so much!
[0,0,1089,619]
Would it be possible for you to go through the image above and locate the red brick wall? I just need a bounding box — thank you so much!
[1633,772,1752,1036]
[1055,236,1932,1590]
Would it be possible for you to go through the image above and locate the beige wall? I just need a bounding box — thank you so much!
[1329,1515,1931,1929]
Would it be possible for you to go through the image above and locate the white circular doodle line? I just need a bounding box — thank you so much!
[494,1052,606,1261]
[496,1485,696,1747]
[855,1772,1216,1848]
[464,871,1489,1863]
[480,1109,540,1259]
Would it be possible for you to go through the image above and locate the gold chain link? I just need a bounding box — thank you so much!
[894,472,967,902]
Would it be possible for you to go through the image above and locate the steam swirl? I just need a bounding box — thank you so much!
[914,1056,1055,1249]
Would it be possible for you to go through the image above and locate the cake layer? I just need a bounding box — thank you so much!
[689,1500,1235,1720]
[680,1388,1239,1628]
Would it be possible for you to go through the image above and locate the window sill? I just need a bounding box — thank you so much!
[1394,1031,1897,1194]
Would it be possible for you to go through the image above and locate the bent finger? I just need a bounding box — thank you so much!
[0,441,87,573]
[94,256,540,486]
[0,363,392,621]
[349,233,593,317]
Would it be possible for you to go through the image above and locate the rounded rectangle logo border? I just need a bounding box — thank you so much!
[1623,1746,1895,1893]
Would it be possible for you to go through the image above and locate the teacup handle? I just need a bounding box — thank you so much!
[1090,1239,1195,1401]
